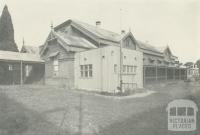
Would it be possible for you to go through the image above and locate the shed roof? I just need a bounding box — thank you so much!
[0,50,44,62]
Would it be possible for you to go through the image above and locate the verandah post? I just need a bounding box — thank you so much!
[155,66,158,81]
[179,68,181,80]
[143,67,146,85]
[165,67,167,81]
[20,61,23,85]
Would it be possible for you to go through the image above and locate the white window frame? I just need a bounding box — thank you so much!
[25,65,29,77]
[123,65,136,74]
[89,64,92,77]
[53,58,59,76]
[8,64,13,71]
[80,64,93,78]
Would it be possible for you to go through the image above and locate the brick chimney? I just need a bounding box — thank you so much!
[96,21,101,28]
[121,30,126,35]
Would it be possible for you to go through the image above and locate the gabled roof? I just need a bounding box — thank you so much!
[71,19,121,42]
[40,25,98,55]
[136,41,162,54]
[156,46,168,53]
[53,19,139,48]
[0,50,44,62]
[55,19,121,43]
[21,45,39,54]
[155,45,178,59]
[44,19,177,58]
[55,30,97,49]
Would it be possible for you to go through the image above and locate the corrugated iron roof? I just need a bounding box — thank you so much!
[72,19,121,42]
[136,41,163,54]
[70,20,169,56]
[0,50,44,62]
[53,19,178,57]
[55,31,97,49]
[156,46,167,53]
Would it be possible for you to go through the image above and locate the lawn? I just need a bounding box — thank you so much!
[0,92,68,135]
[0,81,199,135]
[97,91,200,135]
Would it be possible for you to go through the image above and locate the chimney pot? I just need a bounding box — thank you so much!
[96,21,101,28]
[121,30,125,34]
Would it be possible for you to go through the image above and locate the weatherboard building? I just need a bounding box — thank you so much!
[0,5,45,85]
[39,19,186,92]
[40,20,143,92]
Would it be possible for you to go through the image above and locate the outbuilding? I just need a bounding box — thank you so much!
[0,50,44,84]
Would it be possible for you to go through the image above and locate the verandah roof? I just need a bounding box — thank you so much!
[0,50,44,62]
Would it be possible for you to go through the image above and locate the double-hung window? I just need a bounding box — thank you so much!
[89,65,92,77]
[123,65,136,74]
[8,64,13,71]
[80,64,93,78]
[85,65,88,78]
[53,58,59,76]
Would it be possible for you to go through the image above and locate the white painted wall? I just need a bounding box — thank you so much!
[74,46,143,93]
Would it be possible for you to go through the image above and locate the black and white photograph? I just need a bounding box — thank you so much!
[0,0,199,135]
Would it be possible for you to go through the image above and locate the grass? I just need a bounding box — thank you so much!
[0,82,199,135]
[0,85,171,134]
[0,92,68,135]
[97,83,200,135]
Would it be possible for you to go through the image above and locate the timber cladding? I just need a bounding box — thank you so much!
[0,62,21,84]
[42,41,75,88]
[45,59,75,88]
[0,61,44,84]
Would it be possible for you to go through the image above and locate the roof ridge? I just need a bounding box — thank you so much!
[71,19,120,36]
[70,19,121,43]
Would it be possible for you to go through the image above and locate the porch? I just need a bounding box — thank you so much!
[143,66,187,84]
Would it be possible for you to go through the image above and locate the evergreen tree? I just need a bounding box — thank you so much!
[0,5,18,52]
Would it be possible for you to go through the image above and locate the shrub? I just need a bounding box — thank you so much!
[100,91,113,96]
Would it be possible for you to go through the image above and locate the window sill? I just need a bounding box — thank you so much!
[122,73,136,75]
[79,77,93,79]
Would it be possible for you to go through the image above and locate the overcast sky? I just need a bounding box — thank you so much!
[0,0,199,63]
